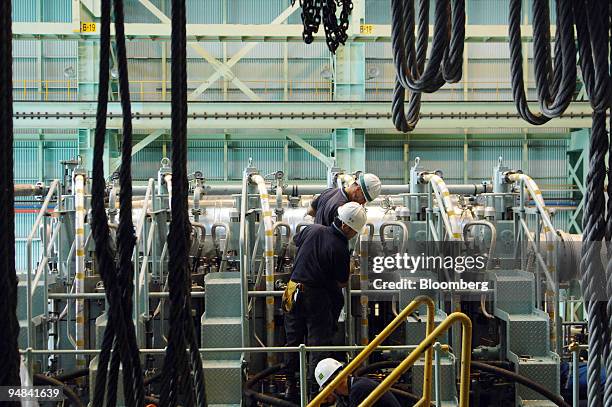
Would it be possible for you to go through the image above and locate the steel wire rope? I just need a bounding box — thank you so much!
[573,1,612,405]
[159,0,207,405]
[90,0,145,406]
[0,0,21,393]
[390,0,465,132]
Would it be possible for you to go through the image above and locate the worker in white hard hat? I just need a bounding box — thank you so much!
[314,358,401,407]
[281,202,367,402]
[308,172,382,226]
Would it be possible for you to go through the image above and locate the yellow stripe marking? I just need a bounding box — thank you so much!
[75,206,85,212]
[265,250,274,257]
[76,228,85,235]
[260,194,269,199]
[76,272,85,279]
[76,249,85,256]
[265,230,273,236]
[263,211,272,217]
[266,298,275,305]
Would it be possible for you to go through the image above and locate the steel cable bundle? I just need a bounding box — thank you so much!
[158,0,207,405]
[291,0,353,53]
[391,0,466,132]
[90,0,145,405]
[508,0,611,405]
[0,0,22,394]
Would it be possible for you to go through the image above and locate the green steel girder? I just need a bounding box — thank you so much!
[12,101,602,130]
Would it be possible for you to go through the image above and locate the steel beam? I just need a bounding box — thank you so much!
[11,23,552,43]
[110,128,166,172]
[189,3,299,100]
[13,101,600,130]
[286,134,334,167]
[136,0,261,101]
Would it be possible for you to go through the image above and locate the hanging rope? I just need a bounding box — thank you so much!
[291,0,353,53]
[573,2,610,406]
[0,0,21,391]
[508,0,576,125]
[390,0,466,132]
[159,0,206,405]
[508,0,611,405]
[90,0,145,406]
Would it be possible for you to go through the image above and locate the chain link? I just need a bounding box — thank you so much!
[292,0,353,53]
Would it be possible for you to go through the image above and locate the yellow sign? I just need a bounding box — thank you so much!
[80,22,97,33]
[360,24,373,35]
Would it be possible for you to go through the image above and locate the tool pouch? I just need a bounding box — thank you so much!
[282,280,301,313]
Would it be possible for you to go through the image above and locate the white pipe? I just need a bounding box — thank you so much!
[358,223,374,345]
[73,174,87,368]
[251,174,276,365]
[422,173,463,241]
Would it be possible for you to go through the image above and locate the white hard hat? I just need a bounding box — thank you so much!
[337,201,367,233]
[358,173,381,202]
[315,358,344,390]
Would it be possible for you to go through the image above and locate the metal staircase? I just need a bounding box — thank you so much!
[494,270,560,407]
[201,272,244,406]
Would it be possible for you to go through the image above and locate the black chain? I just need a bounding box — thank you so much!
[292,0,353,53]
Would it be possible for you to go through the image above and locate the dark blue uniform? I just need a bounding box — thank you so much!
[311,187,349,226]
[348,377,402,407]
[283,224,350,387]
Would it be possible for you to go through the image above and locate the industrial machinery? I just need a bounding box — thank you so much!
[15,154,585,406]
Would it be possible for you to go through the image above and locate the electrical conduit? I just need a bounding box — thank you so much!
[421,173,463,241]
[73,173,87,369]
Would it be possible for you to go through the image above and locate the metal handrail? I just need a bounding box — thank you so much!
[360,312,473,407]
[309,295,436,407]
[25,179,59,349]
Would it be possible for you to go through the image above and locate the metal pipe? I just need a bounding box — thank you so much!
[14,183,45,197]
[25,180,59,352]
[433,342,443,406]
[379,221,409,254]
[422,174,463,241]
[211,222,231,272]
[309,296,436,407]
[49,289,396,299]
[31,220,62,295]
[21,344,419,356]
[73,174,87,368]
[359,231,371,345]
[130,183,493,197]
[251,174,276,364]
[360,312,472,407]
[570,342,579,407]
[193,183,202,222]
[239,170,250,348]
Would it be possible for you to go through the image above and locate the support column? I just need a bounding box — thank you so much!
[333,0,366,173]
[333,129,366,173]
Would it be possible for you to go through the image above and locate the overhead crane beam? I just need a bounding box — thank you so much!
[12,23,552,43]
[13,101,600,130]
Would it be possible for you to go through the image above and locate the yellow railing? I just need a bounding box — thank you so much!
[361,312,473,407]
[308,295,436,407]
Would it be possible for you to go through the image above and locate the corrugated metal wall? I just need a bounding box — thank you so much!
[11,0,546,102]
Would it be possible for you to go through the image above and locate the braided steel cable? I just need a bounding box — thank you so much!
[573,1,611,405]
[90,1,144,406]
[390,0,465,132]
[531,0,576,117]
[508,0,551,125]
[0,0,21,392]
[110,0,146,404]
[159,0,206,405]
